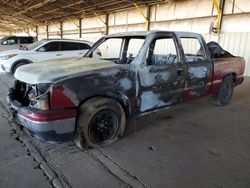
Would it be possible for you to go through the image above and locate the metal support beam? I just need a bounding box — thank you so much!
[49,21,61,30]
[146,5,151,31]
[79,18,82,38]
[219,0,225,31]
[105,14,109,35]
[12,0,57,16]
[35,26,38,40]
[46,24,49,39]
[93,11,109,35]
[232,0,235,13]
[133,2,150,31]
[60,22,63,38]
[66,18,80,28]
[212,0,225,34]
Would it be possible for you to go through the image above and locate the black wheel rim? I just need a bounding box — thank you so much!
[89,110,119,144]
[221,81,233,103]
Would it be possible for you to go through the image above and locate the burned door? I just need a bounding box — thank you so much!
[180,37,213,99]
[138,35,185,113]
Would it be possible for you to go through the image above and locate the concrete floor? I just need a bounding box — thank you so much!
[0,73,250,188]
[0,74,50,188]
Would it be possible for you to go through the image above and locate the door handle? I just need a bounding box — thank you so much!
[56,54,62,56]
[177,69,184,76]
[79,53,84,55]
[149,69,154,73]
[153,83,162,90]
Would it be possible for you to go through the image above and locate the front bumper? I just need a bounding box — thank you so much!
[7,90,76,142]
[0,60,11,72]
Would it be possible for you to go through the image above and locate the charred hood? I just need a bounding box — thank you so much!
[14,57,119,84]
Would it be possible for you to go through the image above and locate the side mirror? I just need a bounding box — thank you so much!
[38,47,46,52]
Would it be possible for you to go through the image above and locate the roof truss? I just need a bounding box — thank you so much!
[0,0,168,31]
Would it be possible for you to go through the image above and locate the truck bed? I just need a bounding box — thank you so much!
[210,57,245,95]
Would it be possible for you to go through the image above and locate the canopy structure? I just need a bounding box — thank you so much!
[0,0,169,31]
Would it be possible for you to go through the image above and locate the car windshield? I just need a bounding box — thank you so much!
[86,36,146,64]
[24,40,48,50]
[0,37,8,42]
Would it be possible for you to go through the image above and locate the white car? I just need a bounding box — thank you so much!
[0,39,100,73]
[0,36,36,51]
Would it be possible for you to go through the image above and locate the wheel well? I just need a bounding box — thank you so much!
[224,73,236,84]
[231,73,236,83]
[11,60,32,73]
[78,95,130,118]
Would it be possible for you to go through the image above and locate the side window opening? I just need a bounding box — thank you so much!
[98,38,123,59]
[126,38,145,58]
[79,43,91,50]
[87,37,145,64]
[147,37,178,66]
[180,37,206,63]
[1,37,18,45]
[125,38,145,64]
[61,42,79,51]
[42,41,61,51]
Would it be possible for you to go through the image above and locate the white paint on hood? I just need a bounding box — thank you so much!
[14,57,116,84]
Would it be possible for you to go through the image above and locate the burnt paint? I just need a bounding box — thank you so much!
[50,32,187,115]
[208,57,245,96]
[20,31,244,117]
[52,64,137,115]
[137,63,185,113]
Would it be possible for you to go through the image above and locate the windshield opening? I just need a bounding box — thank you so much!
[86,36,146,64]
[24,39,48,51]
[0,37,8,42]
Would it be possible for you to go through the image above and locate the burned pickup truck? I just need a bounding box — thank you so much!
[7,31,245,148]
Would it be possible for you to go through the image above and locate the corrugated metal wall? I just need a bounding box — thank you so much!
[219,32,250,75]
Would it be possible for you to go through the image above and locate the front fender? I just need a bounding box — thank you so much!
[51,66,136,116]
[10,59,33,72]
[99,91,133,117]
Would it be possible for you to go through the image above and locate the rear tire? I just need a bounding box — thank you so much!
[211,75,234,106]
[75,97,126,149]
[12,62,28,74]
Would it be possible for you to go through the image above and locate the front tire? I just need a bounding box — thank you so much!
[75,97,126,149]
[211,75,234,106]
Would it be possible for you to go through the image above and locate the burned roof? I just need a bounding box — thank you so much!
[104,30,202,38]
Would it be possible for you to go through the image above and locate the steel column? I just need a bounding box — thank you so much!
[46,24,49,39]
[212,0,225,34]
[93,12,109,35]
[79,18,82,38]
[60,22,63,38]
[35,26,38,39]
[133,2,150,31]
